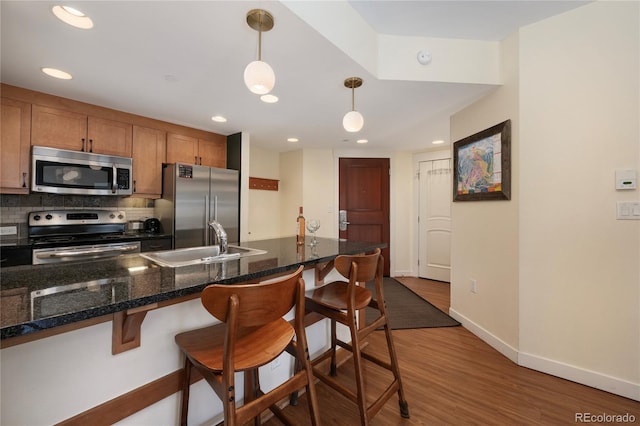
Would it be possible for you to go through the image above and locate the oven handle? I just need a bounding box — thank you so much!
[36,244,139,259]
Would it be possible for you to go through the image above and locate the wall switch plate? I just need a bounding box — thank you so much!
[616,201,640,220]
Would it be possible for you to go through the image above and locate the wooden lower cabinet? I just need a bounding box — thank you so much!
[0,287,28,327]
[132,126,166,198]
[0,98,31,193]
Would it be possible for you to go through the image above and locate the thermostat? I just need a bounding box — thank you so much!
[615,169,636,190]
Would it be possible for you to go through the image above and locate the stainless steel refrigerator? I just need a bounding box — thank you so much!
[156,163,239,249]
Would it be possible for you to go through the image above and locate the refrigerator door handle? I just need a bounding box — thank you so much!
[204,195,210,246]
[213,195,218,221]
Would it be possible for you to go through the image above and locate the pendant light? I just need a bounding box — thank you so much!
[244,9,275,95]
[343,77,364,132]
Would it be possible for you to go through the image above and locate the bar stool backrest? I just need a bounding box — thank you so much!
[334,248,382,283]
[201,266,303,328]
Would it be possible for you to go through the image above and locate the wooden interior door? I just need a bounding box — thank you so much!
[339,158,390,275]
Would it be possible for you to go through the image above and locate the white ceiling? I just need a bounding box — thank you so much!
[0,1,588,153]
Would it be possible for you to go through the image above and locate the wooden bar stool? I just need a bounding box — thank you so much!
[175,265,320,426]
[304,248,409,425]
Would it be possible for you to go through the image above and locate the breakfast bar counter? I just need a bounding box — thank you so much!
[1,236,383,341]
[1,236,384,426]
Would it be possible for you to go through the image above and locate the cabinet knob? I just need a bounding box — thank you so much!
[89,139,93,152]
[22,172,27,188]
[133,180,137,192]
[81,138,86,151]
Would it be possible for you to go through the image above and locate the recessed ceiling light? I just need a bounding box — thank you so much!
[211,115,227,123]
[41,67,73,80]
[52,5,94,29]
[356,139,368,144]
[432,140,445,145]
[261,94,279,103]
[287,138,299,143]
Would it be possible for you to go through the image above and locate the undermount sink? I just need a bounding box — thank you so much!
[140,245,267,268]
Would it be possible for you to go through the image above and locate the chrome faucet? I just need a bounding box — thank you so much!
[208,220,228,254]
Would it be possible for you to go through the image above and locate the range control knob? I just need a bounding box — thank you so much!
[109,213,115,219]
[118,214,124,220]
[45,214,53,220]
[33,214,41,221]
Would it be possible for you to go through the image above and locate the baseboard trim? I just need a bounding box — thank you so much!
[448,308,519,363]
[518,352,640,402]
[448,308,640,402]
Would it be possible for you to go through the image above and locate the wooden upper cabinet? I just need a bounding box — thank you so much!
[0,98,31,193]
[31,105,85,151]
[198,136,226,168]
[166,132,226,168]
[166,133,198,165]
[132,125,166,198]
[87,117,133,157]
[31,105,132,157]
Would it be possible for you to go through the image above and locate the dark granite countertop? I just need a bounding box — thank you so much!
[0,237,384,340]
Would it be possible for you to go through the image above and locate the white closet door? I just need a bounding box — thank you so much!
[418,159,451,282]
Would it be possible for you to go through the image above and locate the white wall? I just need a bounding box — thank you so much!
[449,30,521,357]
[246,144,281,240]
[302,149,336,239]
[450,1,640,400]
[278,150,304,237]
[517,1,639,399]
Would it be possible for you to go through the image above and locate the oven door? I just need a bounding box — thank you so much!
[32,146,132,196]
[32,242,141,265]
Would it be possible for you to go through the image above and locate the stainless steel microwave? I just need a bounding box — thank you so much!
[32,146,133,196]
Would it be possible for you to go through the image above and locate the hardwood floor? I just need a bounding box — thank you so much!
[264,277,640,425]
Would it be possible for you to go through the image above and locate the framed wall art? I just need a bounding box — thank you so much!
[452,119,511,201]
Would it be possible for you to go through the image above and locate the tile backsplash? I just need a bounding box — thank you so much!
[0,194,156,238]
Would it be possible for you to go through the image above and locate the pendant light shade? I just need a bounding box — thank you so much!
[343,77,364,132]
[343,111,364,133]
[244,9,275,95]
[244,60,275,95]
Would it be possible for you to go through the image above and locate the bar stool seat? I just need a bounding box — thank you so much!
[175,265,320,426]
[304,248,409,425]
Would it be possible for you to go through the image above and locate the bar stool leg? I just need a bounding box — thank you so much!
[349,312,370,426]
[180,357,192,426]
[330,319,338,376]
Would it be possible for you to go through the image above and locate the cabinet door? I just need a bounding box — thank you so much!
[132,125,166,197]
[31,105,86,151]
[87,116,133,156]
[0,98,31,193]
[198,137,226,168]
[0,287,28,327]
[166,133,198,165]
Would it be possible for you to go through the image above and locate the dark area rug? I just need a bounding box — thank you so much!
[365,278,460,330]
